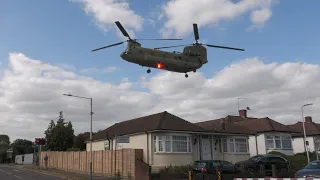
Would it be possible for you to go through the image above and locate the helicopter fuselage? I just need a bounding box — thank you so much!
[120,41,208,73]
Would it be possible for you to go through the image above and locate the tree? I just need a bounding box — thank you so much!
[45,111,74,151]
[0,134,10,162]
[57,111,64,124]
[72,132,90,150]
[44,120,55,148]
[10,139,34,155]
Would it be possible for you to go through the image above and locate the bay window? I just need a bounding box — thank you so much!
[154,135,192,153]
[266,135,292,149]
[222,138,248,153]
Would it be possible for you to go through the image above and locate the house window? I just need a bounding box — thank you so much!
[222,138,248,153]
[266,135,292,149]
[153,135,192,153]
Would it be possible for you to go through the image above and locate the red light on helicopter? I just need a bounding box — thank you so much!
[157,63,163,69]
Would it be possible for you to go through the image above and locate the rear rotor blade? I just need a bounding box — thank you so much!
[135,38,183,41]
[92,42,125,52]
[154,44,192,50]
[115,21,131,39]
[193,23,199,42]
[204,44,244,51]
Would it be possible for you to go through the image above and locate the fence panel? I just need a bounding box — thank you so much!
[40,149,146,179]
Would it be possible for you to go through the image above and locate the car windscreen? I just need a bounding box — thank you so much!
[194,162,207,167]
[248,156,262,162]
[305,162,320,169]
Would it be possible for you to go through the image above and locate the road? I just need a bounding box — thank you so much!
[0,164,65,180]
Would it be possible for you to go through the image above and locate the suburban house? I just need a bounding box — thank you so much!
[200,109,299,156]
[287,116,320,154]
[86,111,252,172]
[84,109,301,172]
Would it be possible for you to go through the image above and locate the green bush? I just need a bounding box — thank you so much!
[268,151,319,171]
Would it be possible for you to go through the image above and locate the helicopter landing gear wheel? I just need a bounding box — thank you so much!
[185,74,188,78]
[147,69,151,73]
[193,69,196,73]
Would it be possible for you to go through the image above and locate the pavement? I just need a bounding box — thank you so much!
[0,164,66,180]
[0,164,114,180]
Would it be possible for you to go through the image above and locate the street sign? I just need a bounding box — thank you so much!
[116,136,130,143]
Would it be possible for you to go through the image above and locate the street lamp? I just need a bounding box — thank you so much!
[63,93,93,180]
[301,103,313,164]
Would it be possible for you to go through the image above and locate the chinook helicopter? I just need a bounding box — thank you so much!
[92,21,245,78]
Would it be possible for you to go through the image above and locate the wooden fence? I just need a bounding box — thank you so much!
[39,149,148,179]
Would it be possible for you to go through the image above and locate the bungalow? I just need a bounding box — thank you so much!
[86,111,251,172]
[201,109,299,156]
[287,116,320,154]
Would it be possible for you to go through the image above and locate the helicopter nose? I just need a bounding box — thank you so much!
[120,52,126,59]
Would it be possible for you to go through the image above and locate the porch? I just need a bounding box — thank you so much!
[198,134,250,163]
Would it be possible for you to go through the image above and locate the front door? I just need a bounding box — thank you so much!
[201,137,212,160]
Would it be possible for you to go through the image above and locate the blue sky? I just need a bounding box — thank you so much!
[1,0,319,84]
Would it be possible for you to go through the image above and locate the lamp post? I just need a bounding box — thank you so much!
[301,103,313,164]
[63,93,93,180]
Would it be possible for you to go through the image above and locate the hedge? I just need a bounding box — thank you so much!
[268,151,319,171]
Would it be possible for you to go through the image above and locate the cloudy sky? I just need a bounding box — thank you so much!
[1,0,320,142]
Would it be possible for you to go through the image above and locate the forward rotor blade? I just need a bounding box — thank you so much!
[154,44,192,50]
[91,42,125,52]
[204,44,244,51]
[193,23,199,41]
[135,38,183,41]
[115,21,131,39]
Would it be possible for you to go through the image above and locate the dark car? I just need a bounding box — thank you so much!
[234,154,289,174]
[191,160,236,175]
[295,160,320,178]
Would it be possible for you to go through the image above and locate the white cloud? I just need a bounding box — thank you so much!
[1,52,320,142]
[71,0,144,38]
[103,66,118,73]
[80,66,118,73]
[80,68,99,73]
[248,8,272,30]
[159,0,278,37]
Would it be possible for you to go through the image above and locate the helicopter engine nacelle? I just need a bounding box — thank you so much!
[183,45,208,64]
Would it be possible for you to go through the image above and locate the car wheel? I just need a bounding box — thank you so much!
[280,167,287,172]
[247,168,254,174]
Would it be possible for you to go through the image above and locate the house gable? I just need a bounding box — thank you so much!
[233,117,298,134]
[195,118,254,135]
[287,116,320,137]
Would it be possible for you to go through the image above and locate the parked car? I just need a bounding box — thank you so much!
[234,154,289,174]
[295,160,320,178]
[191,160,237,176]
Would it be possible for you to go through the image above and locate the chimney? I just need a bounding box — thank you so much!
[239,109,247,118]
[305,116,312,123]
[220,119,226,130]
